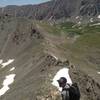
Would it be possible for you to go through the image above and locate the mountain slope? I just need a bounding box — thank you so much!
[0,0,100,20]
[0,17,100,100]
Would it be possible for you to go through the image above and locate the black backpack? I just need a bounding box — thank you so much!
[68,83,80,100]
[63,83,80,100]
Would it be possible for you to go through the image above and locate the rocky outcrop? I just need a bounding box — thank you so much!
[35,56,100,100]
[69,66,100,100]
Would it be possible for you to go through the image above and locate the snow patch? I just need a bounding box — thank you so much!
[90,23,100,26]
[10,67,15,71]
[1,59,14,68]
[0,74,16,96]
[52,68,72,91]
[97,15,100,19]
[76,16,80,19]
[97,72,100,74]
[78,21,81,25]
[90,18,93,22]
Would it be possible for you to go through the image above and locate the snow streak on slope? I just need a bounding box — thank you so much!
[97,72,100,74]
[0,59,14,68]
[0,74,16,96]
[10,67,15,71]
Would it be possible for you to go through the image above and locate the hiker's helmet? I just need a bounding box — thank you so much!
[57,77,67,87]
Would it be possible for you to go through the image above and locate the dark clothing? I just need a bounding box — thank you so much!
[61,84,70,100]
[61,83,80,100]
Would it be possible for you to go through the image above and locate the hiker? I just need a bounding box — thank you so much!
[57,77,70,100]
[57,77,80,100]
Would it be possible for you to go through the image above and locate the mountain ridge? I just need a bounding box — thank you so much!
[0,0,100,21]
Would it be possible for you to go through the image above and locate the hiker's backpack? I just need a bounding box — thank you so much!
[63,83,80,100]
[68,83,80,100]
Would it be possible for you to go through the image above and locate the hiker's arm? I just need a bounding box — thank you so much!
[61,90,69,100]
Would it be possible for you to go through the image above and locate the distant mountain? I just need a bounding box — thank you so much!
[0,0,100,20]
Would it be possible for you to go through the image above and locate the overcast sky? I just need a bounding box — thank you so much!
[0,0,50,7]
